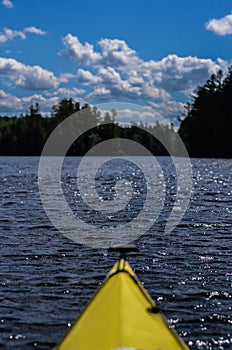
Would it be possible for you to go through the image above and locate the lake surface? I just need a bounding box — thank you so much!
[0,156,231,349]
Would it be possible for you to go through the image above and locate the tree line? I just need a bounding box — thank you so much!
[0,99,179,156]
[178,67,232,158]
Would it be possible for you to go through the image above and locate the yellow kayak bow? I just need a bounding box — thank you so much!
[54,258,190,350]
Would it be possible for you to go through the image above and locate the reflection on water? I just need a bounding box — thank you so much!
[0,156,231,349]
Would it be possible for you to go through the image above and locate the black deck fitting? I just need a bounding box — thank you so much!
[108,244,139,258]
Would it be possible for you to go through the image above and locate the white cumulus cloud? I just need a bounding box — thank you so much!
[61,34,140,68]
[0,57,60,90]
[2,0,13,8]
[0,88,87,114]
[0,28,25,43]
[0,26,47,44]
[62,34,227,104]
[141,54,224,92]
[206,13,232,35]
[77,68,101,84]
[45,87,86,98]
[0,33,229,123]
[0,90,60,113]
[24,26,47,36]
[98,38,139,67]
[61,33,102,66]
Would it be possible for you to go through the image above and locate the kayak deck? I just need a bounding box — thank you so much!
[54,258,190,350]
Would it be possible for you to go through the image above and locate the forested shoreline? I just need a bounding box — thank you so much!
[0,99,179,156]
[1,66,232,158]
[178,67,232,158]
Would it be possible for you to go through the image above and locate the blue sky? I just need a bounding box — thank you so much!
[1,0,232,123]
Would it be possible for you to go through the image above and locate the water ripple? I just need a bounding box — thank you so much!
[0,157,231,349]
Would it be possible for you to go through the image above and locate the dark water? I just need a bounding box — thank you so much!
[0,156,231,349]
